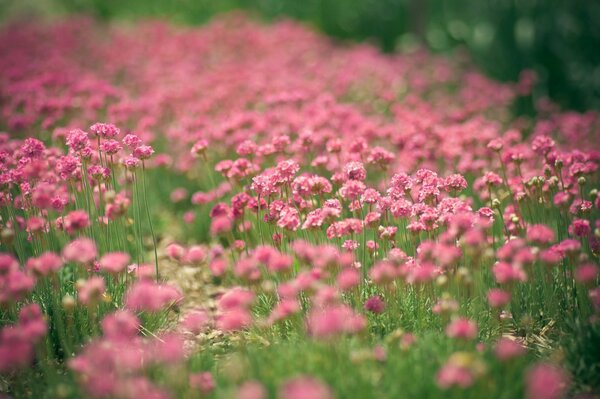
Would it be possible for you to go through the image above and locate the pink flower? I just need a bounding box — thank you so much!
[343,161,366,181]
[181,309,210,334]
[364,295,386,314]
[575,263,599,284]
[216,308,252,331]
[494,338,526,361]
[101,310,140,340]
[123,134,142,149]
[445,318,478,340]
[63,210,90,234]
[99,252,131,274]
[0,255,35,304]
[26,252,63,276]
[166,243,186,261]
[526,224,555,244]
[369,261,398,285]
[279,376,334,399]
[210,216,233,235]
[268,299,300,324]
[236,381,267,399]
[444,174,468,193]
[0,327,35,372]
[123,156,141,169]
[218,287,255,310]
[307,304,366,339]
[133,144,154,160]
[487,289,511,308]
[189,372,215,394]
[493,262,527,284]
[209,258,228,277]
[277,206,300,231]
[77,276,106,306]
[526,363,570,399]
[436,362,474,389]
[66,129,90,151]
[487,138,504,152]
[100,139,122,155]
[186,245,207,264]
[589,287,600,312]
[63,238,97,264]
[483,171,503,186]
[191,139,209,156]
[336,267,360,291]
[569,219,591,237]
[125,280,182,312]
[90,123,120,138]
[18,303,47,341]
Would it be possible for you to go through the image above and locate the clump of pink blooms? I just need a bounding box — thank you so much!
[0,13,598,399]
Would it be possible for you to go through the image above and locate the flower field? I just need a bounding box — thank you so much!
[0,14,599,399]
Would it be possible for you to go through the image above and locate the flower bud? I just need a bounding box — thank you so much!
[62,294,76,311]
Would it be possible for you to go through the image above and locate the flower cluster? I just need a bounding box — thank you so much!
[0,13,598,399]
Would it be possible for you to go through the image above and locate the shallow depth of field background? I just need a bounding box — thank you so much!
[2,0,599,112]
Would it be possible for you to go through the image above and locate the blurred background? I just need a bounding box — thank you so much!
[1,0,599,112]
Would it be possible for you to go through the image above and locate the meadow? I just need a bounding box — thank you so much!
[0,14,599,399]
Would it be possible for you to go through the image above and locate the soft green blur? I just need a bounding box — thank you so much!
[1,0,599,111]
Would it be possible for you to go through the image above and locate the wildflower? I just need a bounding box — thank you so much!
[99,252,131,274]
[494,338,526,361]
[569,218,591,237]
[336,267,361,291]
[344,161,366,181]
[90,123,120,138]
[186,245,207,264]
[124,280,182,312]
[101,310,140,340]
[166,243,187,261]
[63,237,97,264]
[437,352,485,389]
[575,263,599,284]
[123,134,143,149]
[216,308,252,331]
[339,180,366,201]
[444,174,468,193]
[100,139,122,155]
[342,240,359,251]
[25,252,63,276]
[487,289,511,308]
[432,295,459,315]
[133,144,154,160]
[487,138,504,152]
[493,262,527,284]
[123,156,141,169]
[181,309,210,334]
[236,381,267,399]
[77,276,106,306]
[279,376,334,399]
[66,129,90,151]
[445,318,478,340]
[526,224,555,244]
[526,363,570,399]
[190,372,215,394]
[191,139,209,157]
[364,295,386,314]
[211,216,233,235]
[369,261,398,285]
[218,287,255,310]
[483,171,503,186]
[269,299,301,324]
[307,304,366,339]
